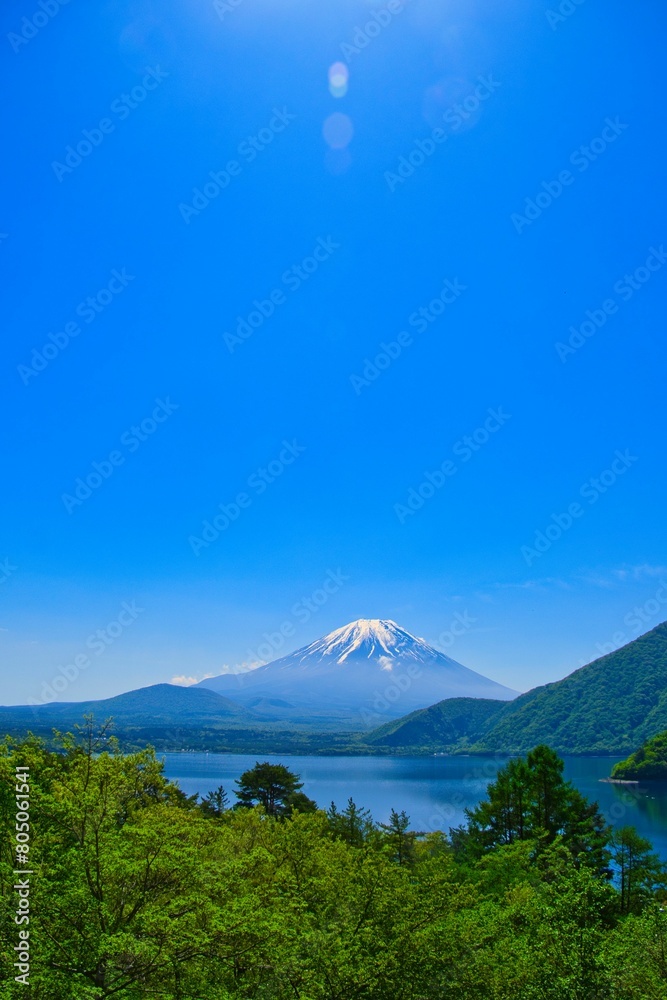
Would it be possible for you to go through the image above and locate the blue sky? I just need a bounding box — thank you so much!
[1,0,666,705]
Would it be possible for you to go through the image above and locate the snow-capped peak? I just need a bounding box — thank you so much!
[198,615,519,710]
[299,618,438,664]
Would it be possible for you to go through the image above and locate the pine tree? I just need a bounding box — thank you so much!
[200,784,229,817]
[456,745,610,871]
[611,825,667,913]
[235,761,316,817]
[327,797,375,846]
[380,809,417,866]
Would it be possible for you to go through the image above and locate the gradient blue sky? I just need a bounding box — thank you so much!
[1,0,666,705]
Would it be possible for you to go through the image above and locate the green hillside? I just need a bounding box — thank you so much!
[363,622,667,756]
[611,729,667,780]
[0,684,327,753]
[366,697,505,749]
[475,621,667,755]
[0,684,251,730]
[79,683,251,720]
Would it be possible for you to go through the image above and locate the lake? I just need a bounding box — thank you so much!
[161,752,667,859]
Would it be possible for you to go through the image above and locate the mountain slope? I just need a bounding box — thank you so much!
[366,697,506,749]
[475,621,667,754]
[611,729,667,780]
[0,684,251,727]
[199,619,518,721]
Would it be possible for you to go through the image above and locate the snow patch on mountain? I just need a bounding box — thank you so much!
[198,617,519,719]
[297,618,438,664]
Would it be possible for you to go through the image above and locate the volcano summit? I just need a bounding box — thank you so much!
[198,618,518,722]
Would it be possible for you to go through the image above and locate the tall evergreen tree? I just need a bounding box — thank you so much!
[380,809,417,867]
[454,745,610,871]
[200,784,229,817]
[234,761,316,817]
[611,825,667,913]
[327,797,375,846]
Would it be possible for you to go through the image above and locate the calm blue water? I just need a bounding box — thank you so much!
[161,753,667,859]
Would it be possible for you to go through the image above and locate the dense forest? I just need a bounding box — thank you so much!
[2,725,667,999]
[613,730,667,780]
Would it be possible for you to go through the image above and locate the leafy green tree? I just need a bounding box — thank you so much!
[603,905,667,998]
[0,726,217,998]
[283,788,318,815]
[5,729,667,1000]
[234,760,316,817]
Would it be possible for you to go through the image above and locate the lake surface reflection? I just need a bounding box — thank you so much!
[161,752,667,859]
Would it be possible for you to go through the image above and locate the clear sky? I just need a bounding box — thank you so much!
[1,0,666,706]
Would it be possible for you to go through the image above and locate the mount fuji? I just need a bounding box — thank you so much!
[198,619,518,723]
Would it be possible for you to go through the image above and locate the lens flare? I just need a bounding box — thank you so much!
[323,112,354,149]
[328,61,349,98]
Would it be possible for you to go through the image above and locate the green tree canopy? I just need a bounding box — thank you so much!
[327,796,375,846]
[2,729,667,999]
[200,783,229,816]
[453,745,610,872]
[234,760,316,817]
[612,728,667,780]
[610,825,667,913]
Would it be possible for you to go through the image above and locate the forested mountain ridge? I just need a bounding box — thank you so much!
[366,623,667,755]
[366,697,505,749]
[474,621,667,754]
